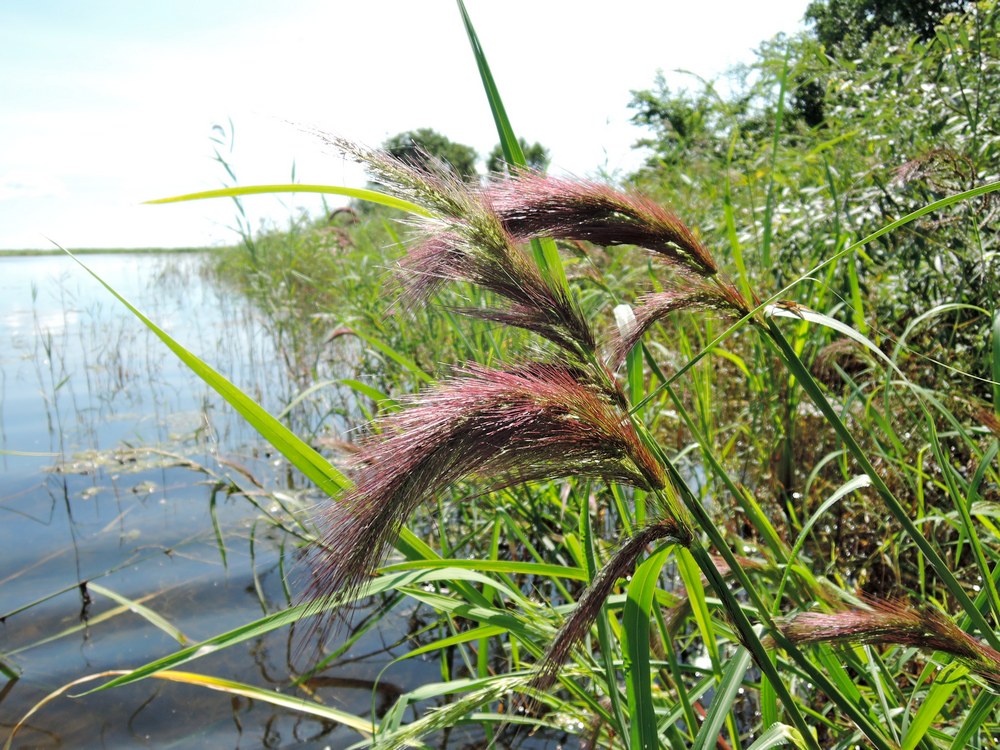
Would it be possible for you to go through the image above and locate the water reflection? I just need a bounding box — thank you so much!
[0,253,431,749]
[0,253,569,750]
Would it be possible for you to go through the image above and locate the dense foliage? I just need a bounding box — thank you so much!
[190,4,1000,747]
[11,3,995,749]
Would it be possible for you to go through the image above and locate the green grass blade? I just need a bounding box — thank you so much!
[77,568,503,695]
[764,319,1000,651]
[946,439,1000,625]
[676,547,719,666]
[382,558,587,581]
[691,647,752,750]
[623,546,672,750]
[760,47,789,268]
[993,309,1000,415]
[66,251,351,497]
[455,0,567,291]
[393,625,506,662]
[0,654,20,680]
[149,670,373,733]
[145,184,431,216]
[87,583,189,646]
[746,723,807,750]
[276,378,396,420]
[901,663,966,750]
[724,133,753,305]
[948,689,998,749]
[773,475,871,608]
[349,329,433,384]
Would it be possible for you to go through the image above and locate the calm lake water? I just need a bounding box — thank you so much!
[0,253,445,749]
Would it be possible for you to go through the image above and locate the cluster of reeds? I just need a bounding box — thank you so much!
[30,6,997,748]
[304,143,1000,750]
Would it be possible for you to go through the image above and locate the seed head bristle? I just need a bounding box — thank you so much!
[780,599,1000,690]
[486,173,718,277]
[309,362,667,616]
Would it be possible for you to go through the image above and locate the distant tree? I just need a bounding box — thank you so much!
[791,1,970,128]
[628,74,724,167]
[805,0,970,55]
[381,128,479,180]
[486,138,550,174]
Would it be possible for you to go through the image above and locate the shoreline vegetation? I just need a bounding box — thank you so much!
[5,1,1000,748]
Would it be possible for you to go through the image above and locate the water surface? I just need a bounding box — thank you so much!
[0,253,438,749]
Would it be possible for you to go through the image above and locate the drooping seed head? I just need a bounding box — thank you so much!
[332,138,598,358]
[781,599,1000,690]
[609,280,754,369]
[309,361,667,612]
[485,173,718,277]
[525,518,687,701]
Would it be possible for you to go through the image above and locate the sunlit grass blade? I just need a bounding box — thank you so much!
[391,624,506,662]
[993,309,1000,415]
[760,47,789,269]
[3,669,372,750]
[456,0,567,291]
[78,567,505,695]
[948,690,998,749]
[944,439,1000,625]
[349,329,432,384]
[0,654,19,680]
[149,670,373,733]
[772,475,871,608]
[676,547,719,666]
[382,557,588,581]
[4,670,125,750]
[691,647,752,750]
[8,591,165,656]
[901,662,966,750]
[145,184,431,217]
[66,250,351,497]
[371,673,551,750]
[764,320,1000,651]
[623,545,672,750]
[745,722,808,750]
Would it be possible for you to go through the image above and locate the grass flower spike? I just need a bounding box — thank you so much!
[331,138,596,358]
[781,599,1000,691]
[312,362,666,606]
[486,173,718,277]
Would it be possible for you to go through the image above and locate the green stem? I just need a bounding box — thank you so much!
[763,319,1000,651]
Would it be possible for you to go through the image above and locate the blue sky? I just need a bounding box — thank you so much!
[1,1,809,249]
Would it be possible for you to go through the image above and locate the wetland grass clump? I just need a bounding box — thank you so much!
[12,3,1000,749]
[297,142,1000,750]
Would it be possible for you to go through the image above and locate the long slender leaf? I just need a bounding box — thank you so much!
[691,647,752,750]
[993,309,1000,415]
[456,0,567,291]
[67,250,350,497]
[623,546,672,750]
[901,663,967,750]
[746,723,808,750]
[948,690,998,749]
[77,568,501,695]
[87,583,189,646]
[145,184,430,216]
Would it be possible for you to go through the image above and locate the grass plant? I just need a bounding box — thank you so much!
[6,2,1000,749]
